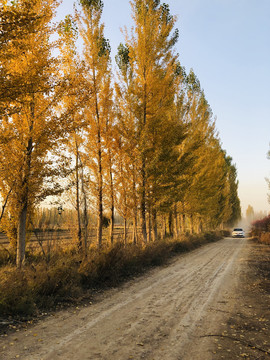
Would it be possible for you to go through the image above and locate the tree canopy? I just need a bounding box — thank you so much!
[0,0,242,266]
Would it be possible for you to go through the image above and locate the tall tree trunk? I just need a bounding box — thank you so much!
[148,216,152,242]
[80,162,88,254]
[152,208,158,241]
[141,157,147,243]
[132,164,138,244]
[109,151,114,245]
[93,68,103,248]
[132,215,137,245]
[140,77,147,243]
[75,139,82,250]
[174,203,179,239]
[109,204,114,245]
[162,215,167,239]
[168,211,173,237]
[16,203,27,269]
[82,196,88,252]
[178,214,182,234]
[190,214,194,234]
[123,217,127,245]
[182,213,186,233]
[195,216,199,234]
[148,204,152,242]
[199,217,203,233]
[17,105,33,268]
[97,138,103,248]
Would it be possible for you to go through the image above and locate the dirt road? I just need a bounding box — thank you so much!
[0,237,247,360]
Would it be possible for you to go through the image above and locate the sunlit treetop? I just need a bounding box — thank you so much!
[116,43,130,71]
[98,36,111,57]
[160,3,173,24]
[186,69,201,93]
[79,0,104,11]
[174,61,186,79]
[58,15,78,36]
[134,0,161,13]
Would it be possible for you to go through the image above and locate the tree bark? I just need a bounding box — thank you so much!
[132,164,138,244]
[152,208,158,241]
[168,211,173,237]
[178,214,182,234]
[97,147,103,249]
[16,204,27,269]
[140,75,147,243]
[75,139,82,250]
[80,164,88,254]
[16,108,33,268]
[199,217,203,233]
[93,69,103,248]
[148,205,152,242]
[174,204,179,239]
[132,215,137,245]
[190,214,194,234]
[109,152,114,245]
[162,215,167,239]
[182,213,186,233]
[141,158,147,243]
[123,217,127,245]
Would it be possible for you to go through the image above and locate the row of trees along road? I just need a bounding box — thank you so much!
[0,0,241,268]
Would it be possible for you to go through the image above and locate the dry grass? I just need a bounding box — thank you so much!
[259,232,270,244]
[0,231,222,317]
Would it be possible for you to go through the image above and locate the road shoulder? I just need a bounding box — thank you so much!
[207,239,270,359]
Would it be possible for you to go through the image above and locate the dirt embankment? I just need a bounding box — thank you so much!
[0,238,269,360]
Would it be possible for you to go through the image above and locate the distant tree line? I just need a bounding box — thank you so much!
[0,0,241,268]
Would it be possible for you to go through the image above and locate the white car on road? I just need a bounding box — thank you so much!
[232,228,245,238]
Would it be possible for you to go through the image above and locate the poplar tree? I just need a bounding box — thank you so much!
[224,156,241,226]
[115,43,140,243]
[0,0,63,268]
[76,0,113,247]
[177,70,221,230]
[58,15,90,251]
[177,70,241,231]
[103,121,117,244]
[118,0,180,242]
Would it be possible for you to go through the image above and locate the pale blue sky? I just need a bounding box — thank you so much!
[56,0,270,215]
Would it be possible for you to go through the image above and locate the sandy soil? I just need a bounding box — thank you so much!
[0,238,253,360]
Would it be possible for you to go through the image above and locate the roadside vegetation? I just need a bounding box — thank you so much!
[0,231,228,317]
[251,214,270,244]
